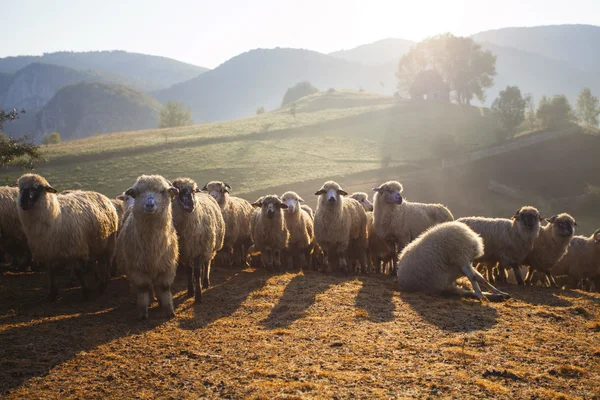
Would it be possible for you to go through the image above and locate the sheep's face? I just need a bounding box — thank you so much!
[126,175,178,216]
[546,214,576,238]
[116,193,135,209]
[203,181,230,205]
[315,181,347,205]
[172,178,200,213]
[252,195,287,219]
[350,192,373,211]
[281,191,304,214]
[372,181,403,205]
[17,174,57,211]
[513,206,541,231]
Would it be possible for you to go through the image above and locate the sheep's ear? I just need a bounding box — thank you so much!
[125,188,137,198]
[167,186,179,199]
[512,210,520,220]
[194,188,201,193]
[594,230,600,242]
[372,187,381,192]
[251,199,262,208]
[279,203,288,209]
[201,184,208,191]
[44,185,57,194]
[297,196,305,203]
[116,194,125,201]
[224,183,231,193]
[546,215,557,223]
[314,189,326,195]
[573,220,578,227]
[337,189,348,196]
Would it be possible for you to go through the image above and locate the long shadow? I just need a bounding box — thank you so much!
[501,285,573,307]
[399,292,500,332]
[545,287,600,305]
[259,272,340,329]
[178,267,271,330]
[355,275,396,322]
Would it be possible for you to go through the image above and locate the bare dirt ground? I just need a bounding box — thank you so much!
[1,264,599,399]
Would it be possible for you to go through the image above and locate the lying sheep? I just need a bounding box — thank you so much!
[314,181,368,274]
[552,229,600,291]
[281,191,314,270]
[250,195,289,271]
[203,181,253,268]
[523,213,576,287]
[172,177,225,303]
[397,221,510,301]
[116,175,179,319]
[372,181,453,274]
[17,174,118,301]
[458,206,542,285]
[0,186,32,270]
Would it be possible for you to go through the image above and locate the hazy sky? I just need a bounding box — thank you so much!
[3,0,599,68]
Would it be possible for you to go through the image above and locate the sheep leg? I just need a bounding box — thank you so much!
[511,263,525,285]
[194,257,202,304]
[321,249,330,272]
[263,249,273,272]
[524,267,534,286]
[546,272,559,289]
[47,264,59,302]
[443,284,480,299]
[202,259,211,289]
[496,265,508,283]
[287,248,294,271]
[97,256,111,294]
[73,261,91,300]
[299,249,307,271]
[460,264,484,300]
[136,282,152,320]
[337,247,348,275]
[274,249,282,272]
[470,266,511,300]
[156,282,175,318]
[385,238,397,275]
[186,263,194,298]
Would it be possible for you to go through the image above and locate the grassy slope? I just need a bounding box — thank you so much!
[0,91,498,199]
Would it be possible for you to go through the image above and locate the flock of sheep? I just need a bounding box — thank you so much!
[1,173,599,320]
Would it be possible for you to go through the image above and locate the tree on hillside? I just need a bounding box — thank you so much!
[524,93,536,130]
[0,108,43,169]
[491,86,526,140]
[158,101,193,128]
[536,95,575,130]
[256,106,265,115]
[281,81,319,107]
[576,88,600,127]
[41,131,61,145]
[397,34,496,104]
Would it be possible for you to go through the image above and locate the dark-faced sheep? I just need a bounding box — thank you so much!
[458,206,542,285]
[523,213,576,287]
[203,181,253,268]
[250,195,289,271]
[116,175,179,319]
[281,191,314,270]
[372,181,454,274]
[314,181,368,274]
[17,174,118,301]
[552,229,600,291]
[172,177,225,303]
[397,221,510,301]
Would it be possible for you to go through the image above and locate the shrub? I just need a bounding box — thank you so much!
[41,131,61,145]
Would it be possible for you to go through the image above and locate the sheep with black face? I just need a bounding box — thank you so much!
[250,195,289,271]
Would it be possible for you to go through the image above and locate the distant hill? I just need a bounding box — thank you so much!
[471,24,600,72]
[154,48,396,122]
[328,38,414,66]
[38,82,161,141]
[0,50,208,91]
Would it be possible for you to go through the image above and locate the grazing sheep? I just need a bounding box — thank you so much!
[552,229,600,291]
[314,181,368,274]
[458,206,542,285]
[17,174,118,301]
[250,195,289,271]
[203,181,253,268]
[372,181,454,274]
[523,213,576,287]
[116,175,179,319]
[397,221,510,301]
[281,191,314,270]
[172,177,225,303]
[0,186,32,269]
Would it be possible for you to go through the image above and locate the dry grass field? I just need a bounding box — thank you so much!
[1,265,599,399]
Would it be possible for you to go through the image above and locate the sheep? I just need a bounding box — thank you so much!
[458,206,542,285]
[372,181,454,275]
[115,175,179,319]
[314,181,368,274]
[203,181,253,268]
[0,186,32,270]
[17,174,118,301]
[301,204,315,219]
[397,221,510,301]
[349,192,373,212]
[522,213,576,287]
[250,195,289,271]
[299,203,324,270]
[281,191,314,270]
[171,177,225,303]
[552,229,600,291]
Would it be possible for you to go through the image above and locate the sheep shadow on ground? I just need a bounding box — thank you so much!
[354,275,395,322]
[178,267,271,330]
[259,271,339,329]
[399,292,500,332]
[499,285,574,307]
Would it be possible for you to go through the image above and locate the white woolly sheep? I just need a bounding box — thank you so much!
[172,177,225,303]
[372,181,454,274]
[458,206,542,285]
[116,175,179,319]
[281,191,314,270]
[350,192,390,274]
[552,229,600,291]
[523,213,576,287]
[17,174,119,301]
[314,181,368,274]
[0,186,32,269]
[250,195,289,271]
[397,221,510,301]
[203,181,253,268]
